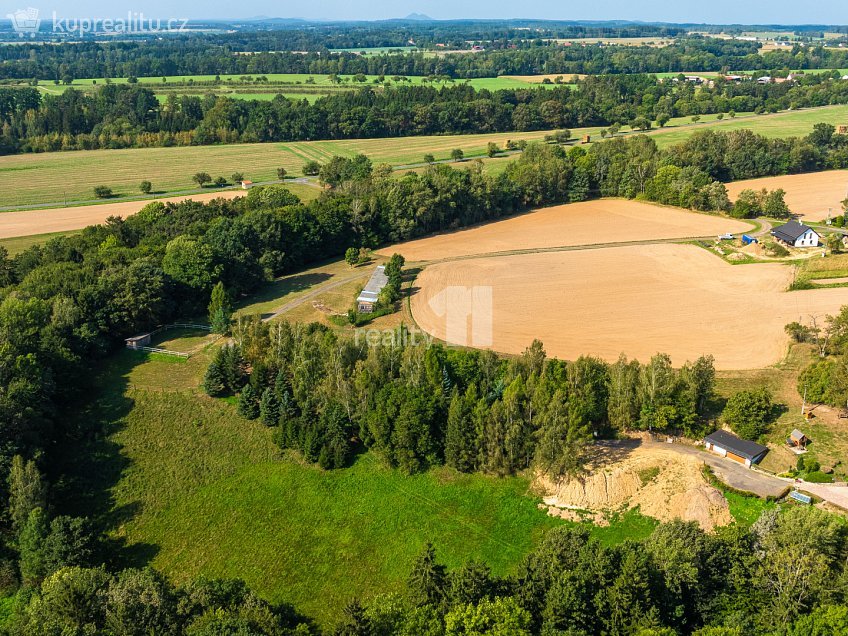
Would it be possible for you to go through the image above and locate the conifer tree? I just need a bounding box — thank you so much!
[408,542,446,607]
[237,383,260,419]
[260,387,281,427]
[202,354,226,396]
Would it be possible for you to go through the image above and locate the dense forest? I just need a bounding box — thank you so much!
[4,71,848,153]
[207,319,715,474]
[0,127,847,630]
[2,36,848,82]
[0,19,685,47]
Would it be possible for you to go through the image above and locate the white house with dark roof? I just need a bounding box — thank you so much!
[771,220,820,248]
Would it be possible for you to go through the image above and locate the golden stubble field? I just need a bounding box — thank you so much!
[725,170,848,222]
[381,199,752,261]
[411,243,848,370]
[0,191,247,239]
[400,200,848,370]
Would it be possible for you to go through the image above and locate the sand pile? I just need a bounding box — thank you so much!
[538,444,732,532]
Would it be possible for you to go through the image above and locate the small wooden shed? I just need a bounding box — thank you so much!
[125,333,152,350]
[788,429,809,450]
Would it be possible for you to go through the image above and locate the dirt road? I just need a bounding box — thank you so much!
[797,483,848,509]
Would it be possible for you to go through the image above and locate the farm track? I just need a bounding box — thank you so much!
[405,234,736,267]
[262,271,366,322]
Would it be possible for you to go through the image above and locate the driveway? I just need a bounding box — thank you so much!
[600,439,789,499]
[792,482,848,510]
[646,441,790,498]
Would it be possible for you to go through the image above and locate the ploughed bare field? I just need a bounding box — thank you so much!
[411,243,848,370]
[725,170,848,222]
[380,200,752,261]
[0,191,246,239]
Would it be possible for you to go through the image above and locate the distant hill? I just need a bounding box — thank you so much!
[403,13,434,21]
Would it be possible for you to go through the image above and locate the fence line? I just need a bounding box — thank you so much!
[138,346,190,358]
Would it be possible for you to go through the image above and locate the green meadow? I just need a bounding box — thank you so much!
[4,103,848,209]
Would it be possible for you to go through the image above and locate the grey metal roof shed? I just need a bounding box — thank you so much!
[704,429,769,462]
[357,266,389,305]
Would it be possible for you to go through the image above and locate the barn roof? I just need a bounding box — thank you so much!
[704,429,769,461]
[357,265,389,304]
[772,221,817,243]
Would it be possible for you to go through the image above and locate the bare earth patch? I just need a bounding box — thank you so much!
[381,200,751,261]
[410,243,848,370]
[537,443,732,532]
[725,170,848,222]
[0,191,246,239]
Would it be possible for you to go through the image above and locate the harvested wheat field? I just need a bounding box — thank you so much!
[538,442,732,531]
[382,200,751,261]
[725,170,848,222]
[0,191,246,239]
[410,243,848,370]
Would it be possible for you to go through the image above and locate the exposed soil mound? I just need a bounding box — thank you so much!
[538,443,732,532]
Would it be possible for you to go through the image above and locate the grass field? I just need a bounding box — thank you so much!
[0,128,575,208]
[81,348,558,627]
[649,105,848,147]
[29,72,558,103]
[116,416,555,625]
[0,229,80,255]
[4,103,848,210]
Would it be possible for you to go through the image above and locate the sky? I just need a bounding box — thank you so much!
[8,0,848,25]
